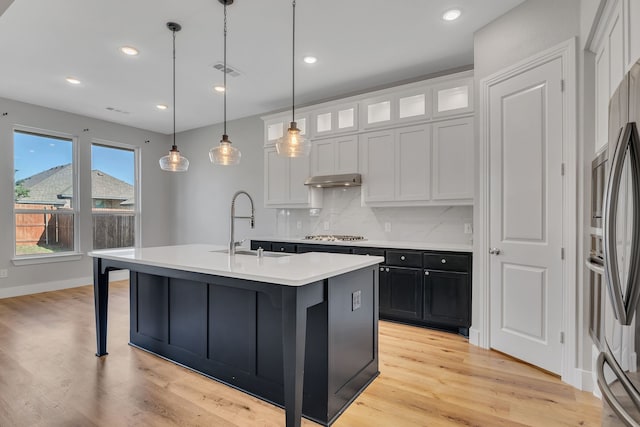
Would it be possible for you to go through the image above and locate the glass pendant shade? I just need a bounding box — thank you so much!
[159,145,189,171]
[159,21,189,172]
[276,122,311,157]
[209,134,241,165]
[210,1,240,166]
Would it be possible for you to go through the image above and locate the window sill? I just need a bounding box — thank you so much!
[12,252,83,266]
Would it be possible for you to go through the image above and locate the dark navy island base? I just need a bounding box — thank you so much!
[92,256,379,427]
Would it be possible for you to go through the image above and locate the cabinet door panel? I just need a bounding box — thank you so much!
[289,156,311,204]
[396,125,431,201]
[423,270,470,327]
[264,148,288,204]
[361,131,395,202]
[311,139,335,176]
[386,267,422,320]
[335,136,359,173]
[432,118,474,200]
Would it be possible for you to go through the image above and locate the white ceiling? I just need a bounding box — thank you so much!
[0,0,524,134]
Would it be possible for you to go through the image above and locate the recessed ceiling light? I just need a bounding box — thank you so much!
[120,46,139,56]
[442,9,461,21]
[303,56,317,64]
[65,77,81,85]
[213,85,225,93]
[156,104,168,110]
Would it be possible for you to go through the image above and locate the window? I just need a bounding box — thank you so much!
[91,142,138,249]
[13,130,77,257]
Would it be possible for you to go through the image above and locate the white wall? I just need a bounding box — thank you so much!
[171,115,276,245]
[0,97,174,296]
[276,187,473,245]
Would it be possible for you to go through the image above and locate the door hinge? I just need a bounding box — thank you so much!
[561,163,565,176]
[561,247,565,260]
[560,331,565,344]
[561,79,565,92]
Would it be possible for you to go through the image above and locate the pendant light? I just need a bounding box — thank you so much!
[159,22,190,172]
[210,0,241,166]
[276,0,311,158]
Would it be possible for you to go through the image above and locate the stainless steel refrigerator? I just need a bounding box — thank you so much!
[598,60,640,426]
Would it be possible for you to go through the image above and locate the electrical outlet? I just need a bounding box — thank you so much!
[296,221,302,230]
[464,223,473,234]
[384,222,392,232]
[352,290,362,311]
[0,269,7,278]
[323,221,330,230]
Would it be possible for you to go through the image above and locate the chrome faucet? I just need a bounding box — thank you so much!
[229,190,255,256]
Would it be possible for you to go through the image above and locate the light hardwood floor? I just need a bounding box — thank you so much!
[0,281,602,426]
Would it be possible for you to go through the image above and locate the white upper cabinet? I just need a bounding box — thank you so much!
[431,117,474,201]
[360,87,431,129]
[310,135,359,176]
[360,129,396,202]
[626,0,640,72]
[591,0,625,153]
[261,69,474,208]
[360,120,474,207]
[311,103,358,137]
[431,77,473,118]
[361,125,431,205]
[264,114,308,147]
[264,146,320,208]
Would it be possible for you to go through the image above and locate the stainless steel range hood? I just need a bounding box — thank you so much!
[304,173,362,188]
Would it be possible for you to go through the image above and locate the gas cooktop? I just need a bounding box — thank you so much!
[304,235,366,242]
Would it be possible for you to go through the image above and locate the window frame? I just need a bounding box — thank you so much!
[90,138,142,250]
[12,125,81,264]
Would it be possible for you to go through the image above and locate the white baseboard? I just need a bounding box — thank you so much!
[574,368,595,393]
[0,270,129,299]
[468,327,481,347]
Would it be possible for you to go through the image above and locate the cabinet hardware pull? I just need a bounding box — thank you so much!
[425,271,430,276]
[441,259,446,264]
[380,267,384,272]
[489,248,501,255]
[386,268,390,272]
[401,255,405,261]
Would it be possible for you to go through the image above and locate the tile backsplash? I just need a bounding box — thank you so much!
[275,187,473,245]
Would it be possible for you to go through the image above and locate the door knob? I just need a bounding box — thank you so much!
[489,248,501,255]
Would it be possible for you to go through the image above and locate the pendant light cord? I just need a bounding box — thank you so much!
[172,28,177,148]
[291,0,296,123]
[223,2,228,136]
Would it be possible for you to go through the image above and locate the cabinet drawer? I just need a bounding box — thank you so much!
[271,243,297,253]
[352,247,386,261]
[386,250,422,268]
[296,244,352,254]
[423,253,469,272]
[250,240,272,251]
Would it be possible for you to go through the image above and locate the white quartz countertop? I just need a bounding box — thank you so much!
[253,237,472,253]
[88,244,384,287]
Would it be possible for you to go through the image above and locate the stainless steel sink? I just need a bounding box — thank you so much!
[211,249,290,258]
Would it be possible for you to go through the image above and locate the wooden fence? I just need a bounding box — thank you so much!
[92,212,135,249]
[15,205,134,250]
[15,208,74,249]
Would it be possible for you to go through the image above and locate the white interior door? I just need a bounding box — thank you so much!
[489,57,564,374]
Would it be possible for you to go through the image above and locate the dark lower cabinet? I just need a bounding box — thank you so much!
[250,240,472,336]
[423,270,470,331]
[379,266,422,320]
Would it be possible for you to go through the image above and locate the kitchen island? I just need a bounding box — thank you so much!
[88,244,383,427]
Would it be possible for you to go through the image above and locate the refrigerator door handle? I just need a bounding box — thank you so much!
[603,122,640,325]
[597,342,640,427]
